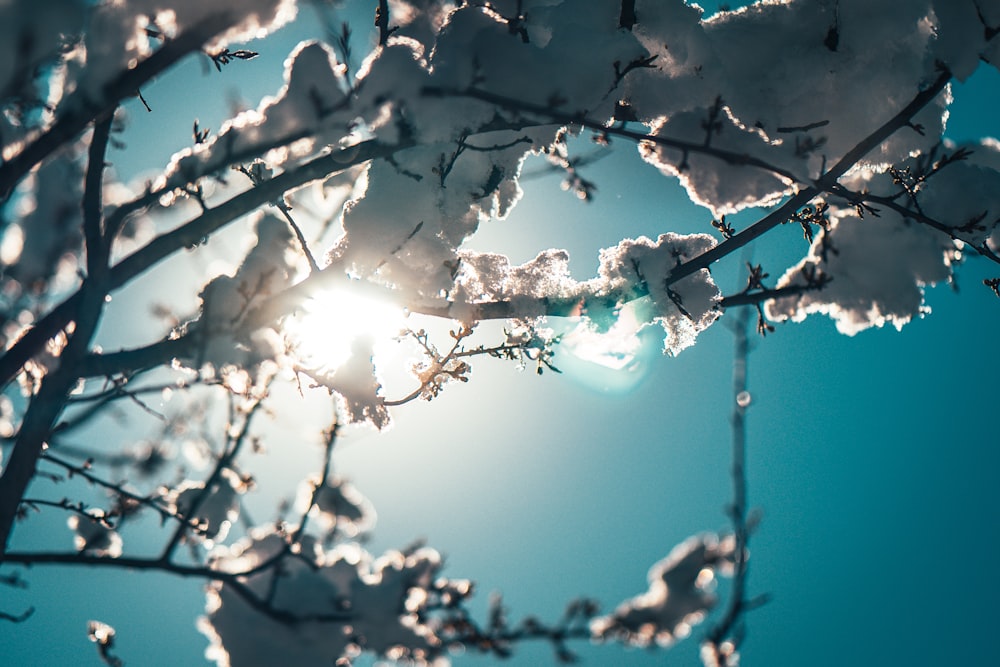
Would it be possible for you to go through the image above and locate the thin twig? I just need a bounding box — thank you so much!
[289,421,339,544]
[158,380,270,561]
[0,607,34,623]
[39,451,177,524]
[277,205,320,274]
[422,85,811,188]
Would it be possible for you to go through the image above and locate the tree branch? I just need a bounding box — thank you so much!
[0,550,351,625]
[0,12,238,203]
[719,283,822,308]
[38,451,177,525]
[0,109,121,558]
[703,304,760,665]
[158,382,269,560]
[828,187,1000,265]
[0,139,403,390]
[660,68,953,290]
[0,607,34,623]
[0,289,109,558]
[422,85,811,188]
[376,0,394,46]
[288,421,338,545]
[0,70,954,398]
[83,112,115,279]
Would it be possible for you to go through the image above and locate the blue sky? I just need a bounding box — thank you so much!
[3,2,999,666]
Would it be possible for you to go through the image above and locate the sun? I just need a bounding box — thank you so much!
[287,287,408,371]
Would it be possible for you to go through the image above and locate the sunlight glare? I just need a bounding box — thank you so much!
[289,288,407,371]
[561,300,647,370]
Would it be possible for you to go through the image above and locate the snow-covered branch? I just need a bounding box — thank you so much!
[2,0,999,664]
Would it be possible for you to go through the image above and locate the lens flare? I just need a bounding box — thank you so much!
[561,315,643,371]
[556,299,663,393]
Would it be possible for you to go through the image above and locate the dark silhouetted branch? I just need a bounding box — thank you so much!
[0,12,237,203]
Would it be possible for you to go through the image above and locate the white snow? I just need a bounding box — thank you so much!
[591,533,736,647]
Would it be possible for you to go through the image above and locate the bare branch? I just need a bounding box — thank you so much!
[376,0,395,46]
[719,282,825,308]
[0,106,130,556]
[39,451,177,524]
[233,162,321,274]
[0,606,34,623]
[158,380,270,560]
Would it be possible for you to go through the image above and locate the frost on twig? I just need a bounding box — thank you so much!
[298,335,392,429]
[588,233,722,355]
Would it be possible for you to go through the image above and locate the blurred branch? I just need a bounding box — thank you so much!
[703,301,760,665]
[0,296,107,558]
[0,606,34,623]
[720,284,811,308]
[88,620,125,667]
[77,336,194,380]
[1,550,351,625]
[376,0,395,46]
[84,111,115,279]
[158,383,270,560]
[288,420,339,545]
[0,109,124,558]
[439,594,598,663]
[0,12,238,203]
[38,451,176,525]
[0,138,402,390]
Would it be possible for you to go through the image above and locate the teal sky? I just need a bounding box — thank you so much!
[3,2,999,666]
